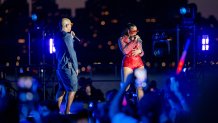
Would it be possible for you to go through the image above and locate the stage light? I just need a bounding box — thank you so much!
[100,21,106,26]
[202,38,205,44]
[19,68,24,73]
[201,35,209,51]
[183,68,187,72]
[17,56,21,60]
[81,67,86,72]
[107,41,112,45]
[179,4,197,25]
[109,62,113,64]
[6,62,9,67]
[132,93,137,97]
[49,38,55,54]
[83,42,88,47]
[176,39,190,75]
[16,61,19,66]
[89,102,94,108]
[206,45,209,50]
[161,62,166,67]
[145,62,151,67]
[180,7,187,15]
[31,14,38,21]
[202,45,205,51]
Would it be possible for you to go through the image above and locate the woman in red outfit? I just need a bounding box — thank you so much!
[118,23,145,100]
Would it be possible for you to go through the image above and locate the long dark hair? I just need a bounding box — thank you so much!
[121,23,136,36]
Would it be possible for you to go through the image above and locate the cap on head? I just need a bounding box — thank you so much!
[61,18,73,28]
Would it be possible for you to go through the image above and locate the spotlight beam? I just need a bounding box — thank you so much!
[176,38,190,75]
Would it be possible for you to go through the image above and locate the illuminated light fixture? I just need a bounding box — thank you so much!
[179,4,197,25]
[49,38,56,54]
[100,21,106,25]
[19,68,24,73]
[161,62,166,67]
[150,18,156,23]
[176,39,190,75]
[107,41,112,45]
[81,67,86,72]
[93,33,97,38]
[83,42,88,47]
[180,7,187,15]
[109,62,113,64]
[182,68,187,72]
[145,18,151,23]
[16,61,19,66]
[17,56,21,60]
[18,38,25,44]
[201,35,209,51]
[104,11,109,15]
[6,62,9,67]
[111,19,118,24]
[146,62,151,67]
[110,45,115,50]
[31,13,38,21]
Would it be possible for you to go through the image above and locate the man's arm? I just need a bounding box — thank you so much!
[64,34,78,72]
[109,79,132,119]
[170,77,189,112]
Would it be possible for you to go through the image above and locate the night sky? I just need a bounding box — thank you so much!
[189,0,218,19]
[56,0,218,19]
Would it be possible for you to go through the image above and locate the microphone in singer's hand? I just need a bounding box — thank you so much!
[129,35,137,41]
[71,31,81,42]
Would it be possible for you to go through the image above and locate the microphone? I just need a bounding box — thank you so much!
[129,35,137,41]
[74,35,81,42]
[71,31,81,42]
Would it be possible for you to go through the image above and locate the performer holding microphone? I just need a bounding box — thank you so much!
[54,18,79,114]
[71,30,81,42]
[118,23,145,100]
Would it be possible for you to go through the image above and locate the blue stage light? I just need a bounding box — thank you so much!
[182,68,187,72]
[201,35,209,51]
[31,14,38,21]
[89,102,94,108]
[49,38,56,54]
[180,7,187,15]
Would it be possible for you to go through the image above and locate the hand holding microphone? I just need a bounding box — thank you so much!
[71,31,75,37]
[129,35,140,41]
[71,31,81,42]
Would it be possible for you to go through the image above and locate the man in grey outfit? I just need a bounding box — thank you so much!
[55,18,78,114]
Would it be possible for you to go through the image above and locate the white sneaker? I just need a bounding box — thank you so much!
[65,112,73,115]
[59,111,64,115]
